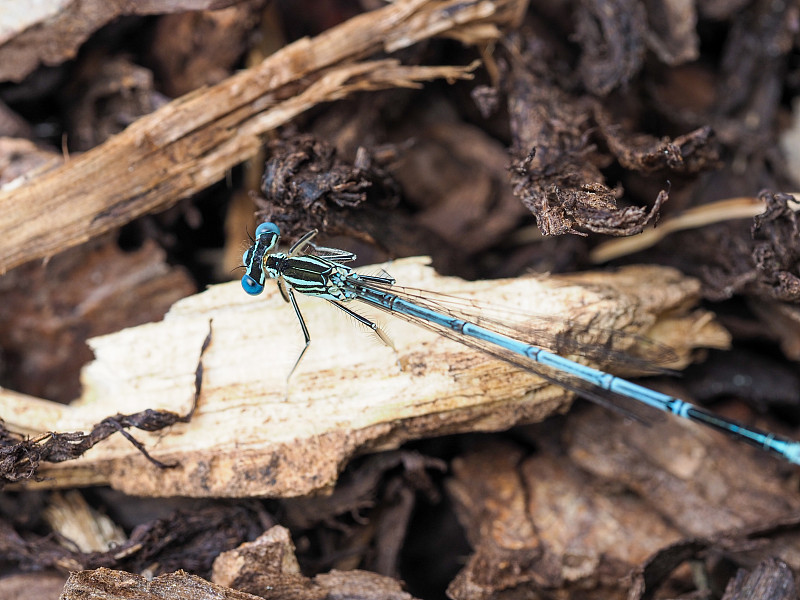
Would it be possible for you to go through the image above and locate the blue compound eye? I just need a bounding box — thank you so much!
[255,222,280,238]
[241,274,264,295]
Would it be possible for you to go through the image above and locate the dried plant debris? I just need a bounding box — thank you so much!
[721,558,796,600]
[212,525,418,600]
[0,408,186,485]
[750,192,800,302]
[0,2,489,274]
[447,439,680,600]
[148,3,265,98]
[506,61,675,237]
[0,502,266,578]
[0,325,210,486]
[712,0,796,158]
[511,146,668,237]
[1,1,799,598]
[594,114,720,174]
[446,428,800,599]
[573,0,647,96]
[255,133,401,242]
[664,191,800,302]
[282,451,445,578]
[0,450,444,586]
[567,407,800,537]
[66,56,168,151]
[629,523,800,600]
[61,562,417,600]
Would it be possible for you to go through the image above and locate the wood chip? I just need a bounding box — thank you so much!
[2,261,728,497]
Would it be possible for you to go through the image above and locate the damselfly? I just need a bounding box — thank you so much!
[241,221,800,465]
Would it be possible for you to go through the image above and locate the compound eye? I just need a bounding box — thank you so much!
[241,274,264,295]
[255,222,281,237]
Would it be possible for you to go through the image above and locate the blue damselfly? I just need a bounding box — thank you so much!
[241,222,800,465]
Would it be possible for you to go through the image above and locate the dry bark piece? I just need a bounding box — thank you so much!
[149,2,264,97]
[44,490,126,553]
[722,559,796,600]
[66,57,168,151]
[574,0,646,96]
[61,568,270,600]
[0,503,266,577]
[1,261,727,497]
[446,439,682,600]
[447,417,800,599]
[212,524,418,599]
[59,532,419,599]
[0,572,67,600]
[0,0,247,83]
[0,238,195,403]
[642,0,699,65]
[212,525,318,596]
[567,406,800,538]
[628,518,800,599]
[280,451,445,576]
[0,0,526,274]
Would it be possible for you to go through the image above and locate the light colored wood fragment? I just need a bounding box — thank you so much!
[44,490,127,553]
[61,568,265,600]
[0,0,527,274]
[3,261,729,498]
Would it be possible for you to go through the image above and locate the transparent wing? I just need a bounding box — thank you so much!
[348,278,679,424]
[362,281,678,372]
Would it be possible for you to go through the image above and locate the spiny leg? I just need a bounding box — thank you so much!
[289,230,356,262]
[357,274,396,285]
[312,246,357,262]
[277,277,291,304]
[287,288,312,380]
[289,229,319,256]
[328,300,396,350]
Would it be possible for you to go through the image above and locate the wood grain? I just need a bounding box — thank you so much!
[0,0,526,274]
[2,261,729,497]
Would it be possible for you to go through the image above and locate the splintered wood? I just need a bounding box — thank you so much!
[0,0,526,274]
[1,260,729,497]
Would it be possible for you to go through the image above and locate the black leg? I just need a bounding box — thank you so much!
[328,300,395,349]
[289,229,318,256]
[287,289,312,379]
